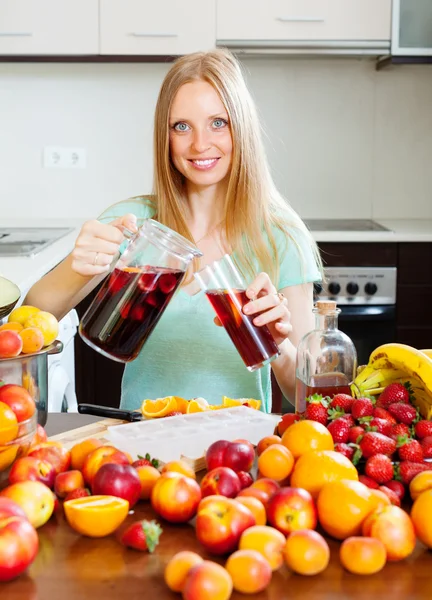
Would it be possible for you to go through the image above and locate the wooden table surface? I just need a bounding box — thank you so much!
[4,414,432,600]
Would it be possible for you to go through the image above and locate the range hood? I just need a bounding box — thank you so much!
[217,40,390,58]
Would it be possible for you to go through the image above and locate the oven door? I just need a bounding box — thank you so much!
[338,305,396,366]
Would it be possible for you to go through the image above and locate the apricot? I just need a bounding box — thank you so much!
[135,465,161,500]
[237,487,270,509]
[70,438,104,471]
[164,551,203,593]
[239,525,286,571]
[19,327,44,354]
[256,435,281,457]
[250,477,280,499]
[0,329,23,358]
[0,322,23,333]
[257,444,294,482]
[409,470,432,501]
[81,446,131,487]
[161,460,196,479]
[340,536,387,575]
[225,549,272,594]
[362,505,416,561]
[182,560,232,600]
[284,529,330,575]
[235,496,266,526]
[55,470,85,498]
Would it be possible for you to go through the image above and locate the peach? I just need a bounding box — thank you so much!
[200,467,241,498]
[0,481,54,528]
[135,465,161,500]
[222,442,255,473]
[225,548,272,594]
[0,516,39,582]
[8,456,56,489]
[0,330,23,359]
[340,536,387,575]
[362,505,416,561]
[151,472,201,523]
[0,384,36,423]
[70,438,103,471]
[283,529,330,575]
[256,435,282,457]
[31,424,48,447]
[182,560,232,600]
[0,497,27,521]
[237,486,270,509]
[161,460,196,479]
[28,442,71,475]
[81,446,131,487]
[235,496,266,526]
[164,551,204,593]
[19,327,44,354]
[267,487,317,535]
[239,525,286,571]
[54,470,85,498]
[250,477,280,499]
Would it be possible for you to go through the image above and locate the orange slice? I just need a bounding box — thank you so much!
[174,397,189,414]
[63,495,129,538]
[141,396,178,418]
[222,396,261,410]
[0,444,19,471]
[187,400,209,414]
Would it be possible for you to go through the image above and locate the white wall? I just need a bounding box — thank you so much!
[0,57,431,221]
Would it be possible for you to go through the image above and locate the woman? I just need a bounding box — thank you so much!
[25,49,322,412]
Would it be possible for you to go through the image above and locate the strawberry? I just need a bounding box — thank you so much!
[132,453,159,469]
[378,485,401,507]
[329,394,354,413]
[390,423,412,441]
[364,454,394,484]
[395,461,432,485]
[360,416,393,437]
[348,425,365,444]
[377,382,411,408]
[351,398,374,420]
[340,414,355,428]
[373,407,397,425]
[305,394,329,425]
[334,443,355,461]
[118,519,162,552]
[385,479,406,501]
[397,436,423,462]
[64,488,91,502]
[327,418,350,443]
[420,435,432,459]
[414,420,432,440]
[358,474,379,489]
[165,411,183,417]
[359,432,396,458]
[387,402,419,426]
[276,413,300,436]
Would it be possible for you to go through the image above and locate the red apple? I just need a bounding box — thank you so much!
[223,442,255,473]
[196,496,255,555]
[92,463,141,507]
[200,467,241,498]
[0,497,27,522]
[266,487,317,535]
[151,472,202,523]
[237,471,254,489]
[0,516,39,582]
[0,384,36,422]
[205,440,231,471]
[81,446,131,487]
[8,456,56,489]
[54,470,85,499]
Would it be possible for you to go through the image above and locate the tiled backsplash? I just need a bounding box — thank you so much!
[1,58,431,220]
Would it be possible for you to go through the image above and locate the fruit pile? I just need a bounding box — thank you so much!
[0,383,37,472]
[0,305,59,358]
[140,395,260,418]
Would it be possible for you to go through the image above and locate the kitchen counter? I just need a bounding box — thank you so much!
[1,218,432,297]
[3,413,431,600]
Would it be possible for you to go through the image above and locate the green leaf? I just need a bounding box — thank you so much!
[141,519,163,553]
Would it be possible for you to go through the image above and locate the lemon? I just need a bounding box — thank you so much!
[8,305,40,326]
[24,311,59,346]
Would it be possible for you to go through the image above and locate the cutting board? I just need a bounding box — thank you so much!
[49,418,206,472]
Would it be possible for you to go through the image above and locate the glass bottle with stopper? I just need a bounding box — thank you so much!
[295,300,357,415]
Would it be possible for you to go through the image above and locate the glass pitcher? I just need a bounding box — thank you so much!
[79,219,202,363]
[295,300,357,415]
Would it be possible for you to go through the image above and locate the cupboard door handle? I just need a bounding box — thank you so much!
[276,17,325,23]
[0,32,33,37]
[129,32,178,38]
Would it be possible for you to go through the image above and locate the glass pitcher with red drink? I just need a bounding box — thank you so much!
[194,254,280,371]
[79,219,202,362]
[295,300,357,415]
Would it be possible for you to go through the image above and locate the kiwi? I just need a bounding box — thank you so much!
[0,276,21,320]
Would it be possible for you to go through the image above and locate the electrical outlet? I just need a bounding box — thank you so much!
[43,147,87,169]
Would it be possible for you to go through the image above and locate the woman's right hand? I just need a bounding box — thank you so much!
[70,213,137,277]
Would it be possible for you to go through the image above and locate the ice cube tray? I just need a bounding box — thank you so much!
[106,406,280,465]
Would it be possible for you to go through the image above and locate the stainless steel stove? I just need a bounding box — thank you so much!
[304,219,391,232]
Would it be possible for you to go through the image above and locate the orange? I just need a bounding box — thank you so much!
[19,327,44,354]
[290,449,358,499]
[63,495,129,537]
[281,419,334,459]
[164,551,204,592]
[0,401,19,445]
[161,460,196,479]
[257,444,294,482]
[409,470,432,501]
[187,399,208,414]
[175,396,190,414]
[256,435,282,457]
[239,525,286,571]
[136,465,161,499]
[8,305,40,326]
[141,396,178,418]
[235,496,267,526]
[222,396,261,410]
[317,479,373,540]
[0,322,23,333]
[225,549,272,594]
[70,438,104,471]
[0,444,19,470]
[24,311,59,346]
[283,529,330,575]
[340,536,387,575]
[411,488,432,548]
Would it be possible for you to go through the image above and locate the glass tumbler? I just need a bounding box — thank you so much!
[194,254,280,371]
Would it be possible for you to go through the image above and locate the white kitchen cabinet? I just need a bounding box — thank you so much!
[0,0,98,55]
[392,0,432,56]
[100,0,216,55]
[217,0,391,53]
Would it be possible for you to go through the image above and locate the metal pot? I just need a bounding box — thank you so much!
[0,340,63,426]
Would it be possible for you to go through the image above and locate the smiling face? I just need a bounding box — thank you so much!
[168,80,233,194]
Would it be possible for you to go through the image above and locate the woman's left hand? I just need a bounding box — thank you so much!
[242,272,292,346]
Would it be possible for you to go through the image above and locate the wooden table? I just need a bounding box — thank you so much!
[4,414,432,599]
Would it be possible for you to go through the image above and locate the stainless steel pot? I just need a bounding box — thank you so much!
[0,340,63,426]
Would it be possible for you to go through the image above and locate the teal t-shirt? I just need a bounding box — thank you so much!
[98,198,320,412]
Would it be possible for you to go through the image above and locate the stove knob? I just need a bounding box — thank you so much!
[328,282,341,296]
[346,282,359,296]
[365,282,378,296]
[314,282,323,295]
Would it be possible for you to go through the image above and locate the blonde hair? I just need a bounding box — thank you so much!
[149,48,322,284]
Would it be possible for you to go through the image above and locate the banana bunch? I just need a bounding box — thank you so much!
[351,344,432,419]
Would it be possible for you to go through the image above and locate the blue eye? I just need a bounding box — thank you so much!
[173,122,190,132]
[213,118,227,129]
